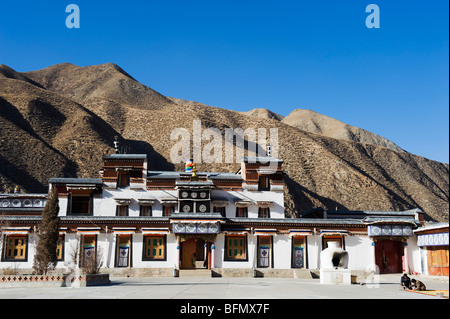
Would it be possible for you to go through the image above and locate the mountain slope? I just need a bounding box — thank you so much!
[281,109,405,153]
[0,63,448,222]
[0,70,122,192]
[239,108,284,121]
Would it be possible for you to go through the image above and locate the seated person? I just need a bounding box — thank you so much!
[400,273,411,289]
[411,279,426,291]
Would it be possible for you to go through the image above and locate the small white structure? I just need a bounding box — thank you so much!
[320,241,351,285]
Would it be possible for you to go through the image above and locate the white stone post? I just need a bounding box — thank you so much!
[211,242,215,269]
[176,239,181,270]
[403,240,409,274]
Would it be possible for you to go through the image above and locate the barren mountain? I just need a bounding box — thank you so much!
[281,109,405,153]
[240,108,284,122]
[0,63,448,222]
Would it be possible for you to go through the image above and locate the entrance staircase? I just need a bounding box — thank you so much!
[179,269,212,277]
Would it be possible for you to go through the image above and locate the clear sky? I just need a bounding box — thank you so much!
[0,1,448,163]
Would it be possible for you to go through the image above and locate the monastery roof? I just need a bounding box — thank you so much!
[415,222,449,233]
[362,216,421,227]
[147,171,242,180]
[242,156,284,163]
[303,208,421,218]
[207,173,242,180]
[175,181,215,188]
[0,193,47,198]
[49,178,103,184]
[147,171,181,179]
[102,154,148,159]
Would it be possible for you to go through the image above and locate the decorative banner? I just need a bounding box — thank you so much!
[173,222,220,234]
[185,159,194,172]
[118,246,129,267]
[254,229,277,237]
[293,246,304,268]
[259,247,270,267]
[417,233,449,247]
[368,225,413,237]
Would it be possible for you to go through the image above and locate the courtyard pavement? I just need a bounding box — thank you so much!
[0,274,448,300]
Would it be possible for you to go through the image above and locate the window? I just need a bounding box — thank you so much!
[235,207,248,218]
[292,237,305,268]
[69,194,92,215]
[258,176,270,191]
[214,206,226,217]
[225,235,247,261]
[163,205,174,217]
[118,172,130,188]
[140,206,152,217]
[56,235,64,261]
[116,235,131,267]
[143,235,166,261]
[3,236,27,261]
[258,207,270,218]
[116,205,129,216]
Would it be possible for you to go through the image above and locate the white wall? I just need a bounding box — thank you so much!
[211,189,284,219]
[272,235,291,269]
[306,235,321,269]
[345,236,374,271]
[407,237,423,274]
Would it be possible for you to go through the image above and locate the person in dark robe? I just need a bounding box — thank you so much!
[400,273,411,289]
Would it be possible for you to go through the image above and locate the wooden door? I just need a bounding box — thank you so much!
[375,239,403,274]
[181,238,196,269]
[428,247,449,276]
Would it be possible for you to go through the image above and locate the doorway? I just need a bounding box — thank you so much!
[257,236,272,268]
[180,238,210,269]
[375,239,403,274]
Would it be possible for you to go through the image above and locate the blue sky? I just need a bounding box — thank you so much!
[0,1,448,163]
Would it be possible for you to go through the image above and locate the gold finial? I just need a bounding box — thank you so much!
[191,164,199,181]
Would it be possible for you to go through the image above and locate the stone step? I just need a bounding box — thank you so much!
[179,269,212,277]
[254,268,317,279]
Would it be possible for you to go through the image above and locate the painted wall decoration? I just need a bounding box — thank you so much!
[368,225,413,237]
[173,222,220,234]
[417,233,449,247]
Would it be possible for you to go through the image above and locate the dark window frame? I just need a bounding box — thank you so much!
[1,235,29,262]
[258,207,270,218]
[235,207,248,218]
[224,234,248,262]
[142,235,167,261]
[116,205,129,217]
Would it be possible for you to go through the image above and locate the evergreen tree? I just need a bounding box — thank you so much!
[33,188,61,275]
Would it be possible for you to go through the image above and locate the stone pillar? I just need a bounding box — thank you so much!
[176,238,181,270]
[403,240,409,274]
[371,238,376,269]
[211,242,215,269]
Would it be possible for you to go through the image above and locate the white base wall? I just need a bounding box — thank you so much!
[1,233,424,276]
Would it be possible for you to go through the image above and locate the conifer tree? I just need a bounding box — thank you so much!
[33,188,61,275]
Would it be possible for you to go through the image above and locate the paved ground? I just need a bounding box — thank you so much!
[0,274,448,300]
